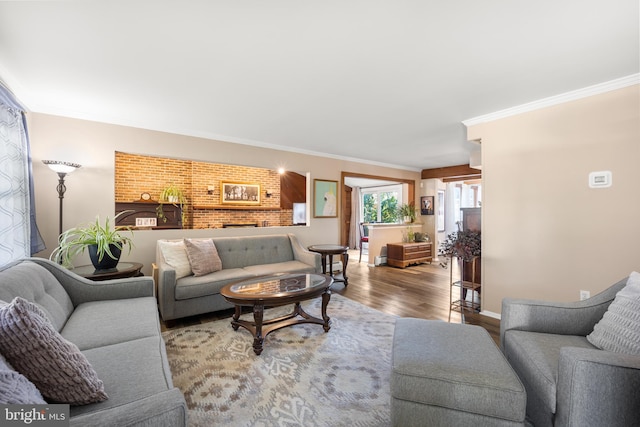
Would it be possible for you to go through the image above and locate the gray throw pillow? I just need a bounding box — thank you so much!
[184,238,223,276]
[0,297,108,405]
[0,353,46,404]
[587,271,640,355]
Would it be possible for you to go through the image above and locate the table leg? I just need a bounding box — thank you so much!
[321,290,331,332]
[253,304,265,355]
[342,251,349,286]
[328,254,334,277]
[320,254,327,274]
[231,305,241,331]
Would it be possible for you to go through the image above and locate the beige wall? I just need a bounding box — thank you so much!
[468,85,640,315]
[28,113,421,275]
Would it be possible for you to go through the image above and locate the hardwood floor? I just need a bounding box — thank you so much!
[336,250,500,344]
[161,249,501,345]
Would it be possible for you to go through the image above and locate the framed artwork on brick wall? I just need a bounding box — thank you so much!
[221,182,261,205]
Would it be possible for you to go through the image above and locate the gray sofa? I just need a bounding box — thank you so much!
[156,233,322,321]
[501,276,640,427]
[0,258,187,427]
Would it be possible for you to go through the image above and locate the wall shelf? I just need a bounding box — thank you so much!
[193,205,282,211]
[115,202,182,229]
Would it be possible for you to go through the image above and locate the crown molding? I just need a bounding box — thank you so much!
[462,74,640,127]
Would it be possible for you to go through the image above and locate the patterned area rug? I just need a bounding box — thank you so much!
[162,293,396,427]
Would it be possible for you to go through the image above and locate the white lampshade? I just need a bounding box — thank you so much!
[42,160,81,174]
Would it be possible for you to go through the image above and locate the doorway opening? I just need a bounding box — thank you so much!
[340,172,415,248]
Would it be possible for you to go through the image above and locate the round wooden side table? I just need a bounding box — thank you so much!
[72,262,144,281]
[308,244,349,287]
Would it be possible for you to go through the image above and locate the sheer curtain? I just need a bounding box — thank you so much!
[349,186,362,249]
[444,182,458,236]
[0,82,45,266]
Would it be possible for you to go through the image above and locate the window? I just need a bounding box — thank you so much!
[450,182,481,228]
[453,185,462,224]
[361,185,401,223]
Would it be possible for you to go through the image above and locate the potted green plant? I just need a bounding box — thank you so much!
[50,211,134,270]
[159,183,187,204]
[156,183,187,225]
[397,203,417,223]
[404,228,416,243]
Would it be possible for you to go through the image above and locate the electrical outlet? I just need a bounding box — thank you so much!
[580,290,590,301]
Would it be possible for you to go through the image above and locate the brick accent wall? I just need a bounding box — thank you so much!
[115,152,289,228]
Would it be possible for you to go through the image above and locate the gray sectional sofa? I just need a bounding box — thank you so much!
[156,233,322,321]
[0,258,187,427]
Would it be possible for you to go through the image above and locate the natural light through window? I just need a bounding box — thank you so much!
[453,183,482,224]
[361,185,402,223]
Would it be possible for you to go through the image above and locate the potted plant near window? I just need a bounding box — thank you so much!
[50,211,134,270]
[397,203,417,223]
[156,183,187,225]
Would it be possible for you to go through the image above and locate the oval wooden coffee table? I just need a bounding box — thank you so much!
[220,273,333,355]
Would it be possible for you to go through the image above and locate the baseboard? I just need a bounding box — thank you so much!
[480,310,501,320]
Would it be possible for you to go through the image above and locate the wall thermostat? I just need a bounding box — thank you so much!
[589,171,612,188]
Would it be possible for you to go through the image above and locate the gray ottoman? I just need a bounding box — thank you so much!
[391,318,526,426]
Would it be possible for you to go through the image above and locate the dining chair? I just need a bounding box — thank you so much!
[359,223,369,262]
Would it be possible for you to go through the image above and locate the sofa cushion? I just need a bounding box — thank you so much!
[0,297,108,405]
[175,268,252,300]
[158,241,193,279]
[0,354,46,404]
[212,235,295,269]
[61,297,160,351]
[503,330,595,414]
[587,271,640,355]
[70,336,176,418]
[184,238,222,276]
[0,260,74,331]
[242,260,317,276]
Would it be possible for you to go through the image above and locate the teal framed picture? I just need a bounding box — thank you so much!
[313,179,338,218]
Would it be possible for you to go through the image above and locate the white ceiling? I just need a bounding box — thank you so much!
[0,1,637,171]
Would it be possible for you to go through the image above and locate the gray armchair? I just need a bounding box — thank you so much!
[501,276,640,427]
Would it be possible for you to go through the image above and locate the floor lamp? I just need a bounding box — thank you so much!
[42,160,81,237]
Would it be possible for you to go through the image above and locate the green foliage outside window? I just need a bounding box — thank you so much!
[381,193,399,222]
[363,192,398,223]
[363,193,377,223]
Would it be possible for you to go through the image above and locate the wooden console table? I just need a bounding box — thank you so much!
[386,242,432,268]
